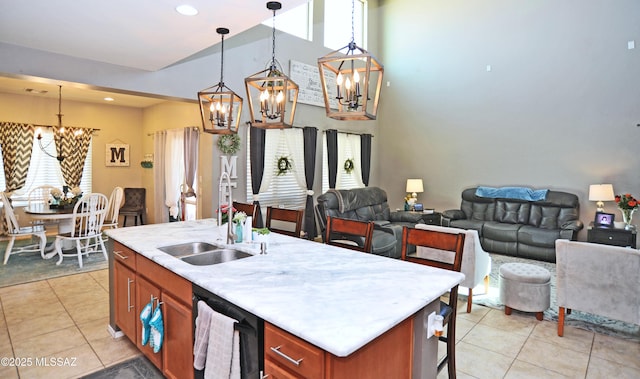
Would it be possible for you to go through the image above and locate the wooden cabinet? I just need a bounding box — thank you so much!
[264,319,413,379]
[113,243,137,341]
[113,260,136,339]
[112,241,193,379]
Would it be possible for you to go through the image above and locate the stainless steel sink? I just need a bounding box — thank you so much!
[180,249,253,266]
[158,242,219,257]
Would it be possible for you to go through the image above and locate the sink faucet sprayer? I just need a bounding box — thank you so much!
[218,171,236,244]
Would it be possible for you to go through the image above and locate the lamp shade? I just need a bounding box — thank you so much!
[406,179,424,194]
[588,184,615,201]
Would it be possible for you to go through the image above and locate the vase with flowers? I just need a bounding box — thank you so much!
[232,211,247,242]
[615,193,638,229]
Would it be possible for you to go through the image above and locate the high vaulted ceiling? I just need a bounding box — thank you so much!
[0,0,308,71]
[0,1,308,108]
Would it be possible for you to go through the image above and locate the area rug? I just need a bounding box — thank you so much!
[0,237,108,288]
[471,253,640,342]
[80,356,163,379]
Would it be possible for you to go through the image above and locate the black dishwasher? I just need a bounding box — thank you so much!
[192,284,264,379]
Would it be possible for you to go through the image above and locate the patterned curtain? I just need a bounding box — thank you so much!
[54,126,94,188]
[0,122,34,192]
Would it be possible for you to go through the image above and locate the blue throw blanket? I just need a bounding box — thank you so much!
[475,186,548,201]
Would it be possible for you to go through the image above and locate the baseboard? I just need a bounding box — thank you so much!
[107,324,124,339]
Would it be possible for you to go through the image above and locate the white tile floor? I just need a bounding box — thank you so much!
[0,269,639,378]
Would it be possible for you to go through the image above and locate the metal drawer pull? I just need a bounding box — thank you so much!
[114,251,129,260]
[270,345,303,366]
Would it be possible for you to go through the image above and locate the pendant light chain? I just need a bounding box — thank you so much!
[351,0,355,45]
[271,6,277,70]
[220,33,225,85]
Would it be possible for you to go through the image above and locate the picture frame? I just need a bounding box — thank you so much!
[594,211,614,228]
[413,203,424,212]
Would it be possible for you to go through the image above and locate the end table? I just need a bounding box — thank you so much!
[587,222,637,248]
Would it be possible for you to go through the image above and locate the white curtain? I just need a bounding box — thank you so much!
[164,129,184,218]
[259,130,279,193]
[153,131,168,223]
[346,134,365,188]
[283,128,306,191]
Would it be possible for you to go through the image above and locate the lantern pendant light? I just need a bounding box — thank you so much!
[198,27,243,134]
[244,1,299,129]
[317,0,383,120]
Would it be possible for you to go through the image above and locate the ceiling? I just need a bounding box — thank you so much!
[0,0,309,107]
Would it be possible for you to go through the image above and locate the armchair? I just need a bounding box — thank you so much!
[555,239,640,336]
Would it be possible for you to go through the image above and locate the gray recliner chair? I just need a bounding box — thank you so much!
[316,187,423,259]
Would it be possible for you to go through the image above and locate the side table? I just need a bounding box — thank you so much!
[397,211,442,225]
[587,222,637,248]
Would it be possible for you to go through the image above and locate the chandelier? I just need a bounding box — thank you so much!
[36,85,77,162]
[317,0,383,120]
[244,1,299,129]
[198,27,243,134]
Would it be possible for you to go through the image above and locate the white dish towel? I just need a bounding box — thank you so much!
[193,301,241,378]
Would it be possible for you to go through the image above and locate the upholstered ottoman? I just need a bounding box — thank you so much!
[499,262,551,320]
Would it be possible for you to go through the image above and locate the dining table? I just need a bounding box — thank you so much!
[24,203,76,256]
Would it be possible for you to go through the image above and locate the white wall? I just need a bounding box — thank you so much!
[377,0,640,239]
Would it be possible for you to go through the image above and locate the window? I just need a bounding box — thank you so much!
[246,127,307,209]
[262,1,313,41]
[324,0,366,50]
[321,132,365,194]
[0,129,92,201]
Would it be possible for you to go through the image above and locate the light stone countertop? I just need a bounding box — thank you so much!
[106,219,464,357]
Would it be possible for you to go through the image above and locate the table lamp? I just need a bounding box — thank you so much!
[406,179,424,205]
[588,184,615,212]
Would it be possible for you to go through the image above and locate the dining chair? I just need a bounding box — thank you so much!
[265,207,303,237]
[120,188,146,226]
[54,193,109,268]
[401,226,465,379]
[27,185,59,227]
[1,192,48,264]
[27,185,56,207]
[103,186,124,230]
[233,201,257,227]
[325,216,374,253]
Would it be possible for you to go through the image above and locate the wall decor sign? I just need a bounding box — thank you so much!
[289,60,338,109]
[106,143,130,167]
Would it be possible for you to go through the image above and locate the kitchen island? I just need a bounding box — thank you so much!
[106,219,464,378]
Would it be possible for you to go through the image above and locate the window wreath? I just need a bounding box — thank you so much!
[217,134,241,155]
[344,158,355,174]
[276,156,292,176]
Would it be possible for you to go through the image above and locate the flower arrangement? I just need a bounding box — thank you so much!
[615,193,638,210]
[276,156,292,176]
[49,186,82,208]
[218,204,237,224]
[615,193,638,227]
[232,211,247,225]
[344,158,355,174]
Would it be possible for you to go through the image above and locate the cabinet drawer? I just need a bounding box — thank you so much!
[113,241,136,270]
[136,254,192,302]
[589,230,633,247]
[265,323,324,379]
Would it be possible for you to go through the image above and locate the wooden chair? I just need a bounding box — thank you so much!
[265,207,303,237]
[120,188,145,226]
[27,185,56,208]
[325,216,374,253]
[233,201,257,227]
[1,192,47,264]
[54,193,108,268]
[401,226,465,379]
[103,186,124,230]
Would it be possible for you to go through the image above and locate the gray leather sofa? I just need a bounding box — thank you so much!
[442,187,583,262]
[316,187,423,258]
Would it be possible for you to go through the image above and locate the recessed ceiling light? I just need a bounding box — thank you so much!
[25,88,48,94]
[104,97,114,102]
[176,4,198,16]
